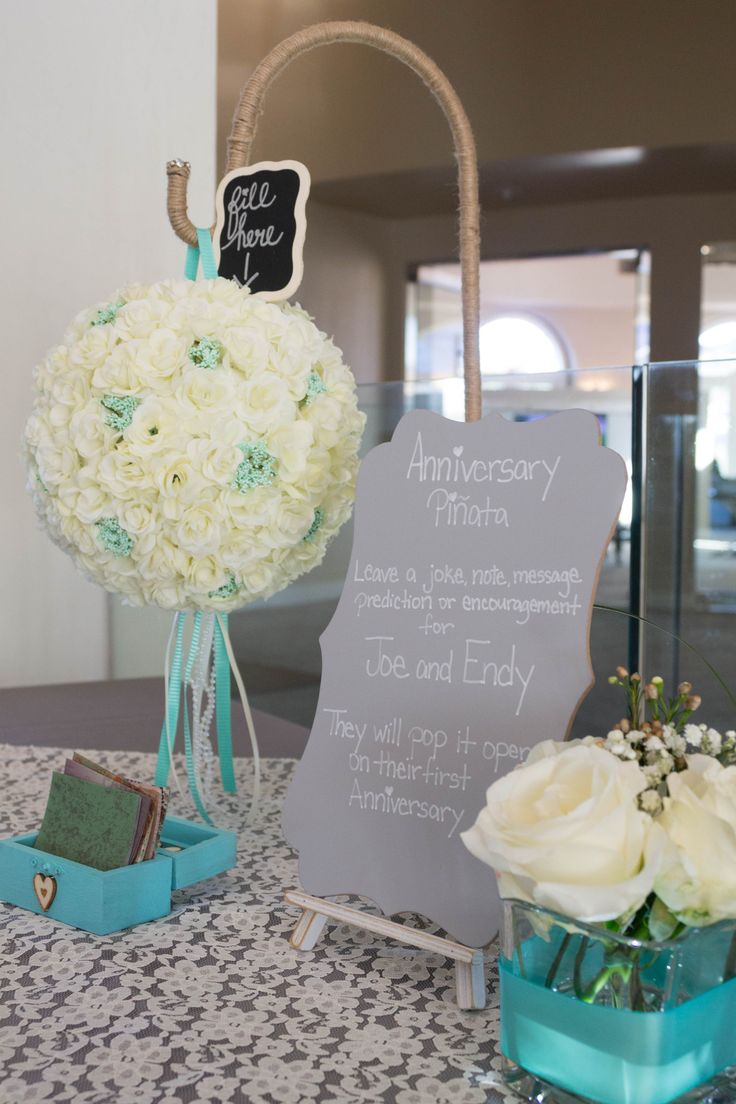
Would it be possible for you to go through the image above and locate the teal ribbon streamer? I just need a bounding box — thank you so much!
[214,614,236,794]
[155,610,236,823]
[181,612,213,825]
[185,226,219,281]
[154,612,186,787]
[184,243,200,281]
[153,232,231,818]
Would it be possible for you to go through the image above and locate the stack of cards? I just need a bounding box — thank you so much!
[34,754,169,871]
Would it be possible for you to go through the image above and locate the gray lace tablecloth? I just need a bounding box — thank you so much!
[0,745,513,1104]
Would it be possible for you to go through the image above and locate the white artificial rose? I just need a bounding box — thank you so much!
[142,535,189,581]
[186,555,221,593]
[270,320,313,379]
[138,328,188,382]
[240,560,277,597]
[297,448,333,498]
[655,755,736,925]
[461,740,666,922]
[92,340,147,392]
[67,325,117,372]
[224,484,280,532]
[206,278,247,307]
[270,499,316,545]
[123,397,176,455]
[175,503,224,556]
[46,402,75,429]
[169,295,230,336]
[69,403,113,460]
[303,394,347,443]
[74,484,112,524]
[154,457,208,509]
[120,501,156,536]
[224,325,271,374]
[114,298,167,340]
[176,367,234,412]
[49,370,91,409]
[186,438,242,486]
[118,282,153,304]
[267,422,314,482]
[235,371,294,435]
[58,515,98,557]
[35,444,79,486]
[208,416,249,449]
[96,450,152,499]
[24,412,53,450]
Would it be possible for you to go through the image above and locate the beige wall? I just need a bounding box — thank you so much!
[297,202,387,383]
[218,0,736,182]
[539,307,635,371]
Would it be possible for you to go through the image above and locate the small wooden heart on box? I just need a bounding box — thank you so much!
[33,872,57,911]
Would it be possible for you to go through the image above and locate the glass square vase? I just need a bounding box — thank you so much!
[500,899,736,1104]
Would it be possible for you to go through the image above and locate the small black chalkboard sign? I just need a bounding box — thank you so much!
[213,160,310,300]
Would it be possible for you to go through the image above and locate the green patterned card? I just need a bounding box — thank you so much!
[34,772,142,871]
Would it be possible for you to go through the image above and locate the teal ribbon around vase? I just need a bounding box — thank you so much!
[500,939,736,1104]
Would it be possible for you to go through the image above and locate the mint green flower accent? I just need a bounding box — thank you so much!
[300,371,327,407]
[100,394,141,432]
[233,442,277,492]
[209,573,239,599]
[96,518,134,556]
[303,507,324,542]
[91,300,124,326]
[188,336,224,370]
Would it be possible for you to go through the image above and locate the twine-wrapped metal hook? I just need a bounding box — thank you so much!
[165,20,481,421]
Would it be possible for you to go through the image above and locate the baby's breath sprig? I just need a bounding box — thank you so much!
[607,666,644,728]
[593,668,734,816]
[608,668,701,732]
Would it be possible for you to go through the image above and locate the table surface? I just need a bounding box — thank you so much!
[0,740,512,1104]
[0,678,309,757]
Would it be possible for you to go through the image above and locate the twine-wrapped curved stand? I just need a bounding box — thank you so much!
[167,19,481,423]
[168,21,486,1009]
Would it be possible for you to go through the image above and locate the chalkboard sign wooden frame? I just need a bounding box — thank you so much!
[213,159,310,301]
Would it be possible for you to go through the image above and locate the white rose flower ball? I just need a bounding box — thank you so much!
[655,755,736,925]
[461,740,666,922]
[24,279,365,611]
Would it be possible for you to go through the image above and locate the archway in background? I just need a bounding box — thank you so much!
[479,313,569,376]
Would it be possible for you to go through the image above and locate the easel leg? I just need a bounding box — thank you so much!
[455,951,487,1010]
[290,907,328,950]
[286,891,488,1008]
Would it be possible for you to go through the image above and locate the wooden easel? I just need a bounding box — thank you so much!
[285,890,488,1010]
[166,21,484,1007]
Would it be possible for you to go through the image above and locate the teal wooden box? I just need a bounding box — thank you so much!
[0,815,236,935]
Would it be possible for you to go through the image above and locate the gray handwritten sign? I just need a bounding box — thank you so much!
[283,409,627,947]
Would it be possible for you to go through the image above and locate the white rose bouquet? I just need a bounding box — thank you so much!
[463,669,736,938]
[24,278,365,612]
